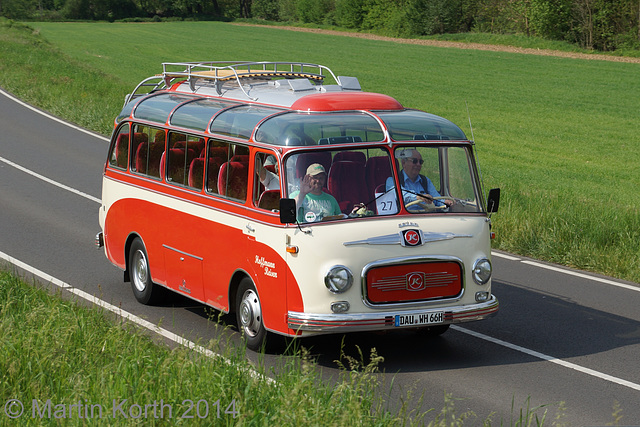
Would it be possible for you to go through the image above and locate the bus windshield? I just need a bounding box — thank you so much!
[283,145,482,223]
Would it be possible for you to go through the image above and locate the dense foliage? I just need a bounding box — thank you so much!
[2,0,639,52]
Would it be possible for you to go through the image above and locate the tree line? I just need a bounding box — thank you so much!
[2,0,639,52]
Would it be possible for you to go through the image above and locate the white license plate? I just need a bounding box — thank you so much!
[394,312,444,327]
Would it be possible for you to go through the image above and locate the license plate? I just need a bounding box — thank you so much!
[394,312,444,327]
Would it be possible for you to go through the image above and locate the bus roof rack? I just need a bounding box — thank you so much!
[161,61,339,85]
[125,61,358,105]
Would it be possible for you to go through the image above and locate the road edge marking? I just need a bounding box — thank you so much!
[0,249,275,385]
[0,155,102,204]
[452,325,640,392]
[0,87,110,142]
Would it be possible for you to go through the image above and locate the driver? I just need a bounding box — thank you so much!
[290,163,342,222]
[385,149,453,210]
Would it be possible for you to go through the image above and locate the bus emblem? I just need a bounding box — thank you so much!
[406,272,425,291]
[402,230,422,246]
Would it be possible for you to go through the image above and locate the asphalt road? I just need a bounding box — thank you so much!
[1,88,639,425]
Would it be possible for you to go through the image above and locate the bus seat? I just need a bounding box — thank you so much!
[154,131,166,144]
[131,133,149,160]
[208,146,229,163]
[206,158,222,193]
[190,157,224,190]
[135,142,164,178]
[295,152,332,179]
[365,156,392,200]
[173,139,204,154]
[114,133,129,169]
[218,161,248,200]
[229,154,249,164]
[258,190,280,211]
[334,151,366,165]
[188,158,204,189]
[134,142,149,173]
[166,148,198,185]
[328,160,369,213]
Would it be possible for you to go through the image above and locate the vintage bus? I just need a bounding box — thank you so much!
[96,61,500,350]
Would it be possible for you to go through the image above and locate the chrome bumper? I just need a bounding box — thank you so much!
[95,232,104,249]
[287,295,498,333]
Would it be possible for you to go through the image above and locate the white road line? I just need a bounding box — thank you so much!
[492,250,640,293]
[0,249,274,384]
[0,88,110,142]
[521,260,640,292]
[452,325,640,392]
[0,155,102,205]
[491,251,521,261]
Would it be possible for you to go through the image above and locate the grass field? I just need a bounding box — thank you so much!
[1,19,639,283]
[0,270,418,426]
[1,268,562,425]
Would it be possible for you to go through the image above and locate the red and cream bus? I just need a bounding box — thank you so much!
[96,61,500,350]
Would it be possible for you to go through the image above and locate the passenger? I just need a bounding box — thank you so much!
[385,149,453,209]
[290,163,342,222]
[257,155,280,190]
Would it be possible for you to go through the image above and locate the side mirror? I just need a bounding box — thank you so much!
[279,198,297,224]
[487,188,500,213]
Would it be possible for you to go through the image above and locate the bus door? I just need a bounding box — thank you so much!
[160,131,207,301]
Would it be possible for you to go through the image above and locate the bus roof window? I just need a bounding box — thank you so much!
[133,93,199,124]
[255,112,384,146]
[377,110,467,141]
[210,105,282,140]
[170,98,238,131]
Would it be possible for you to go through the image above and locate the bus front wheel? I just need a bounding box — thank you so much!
[236,278,267,351]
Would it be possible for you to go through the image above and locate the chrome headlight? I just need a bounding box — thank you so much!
[472,258,492,285]
[324,265,353,294]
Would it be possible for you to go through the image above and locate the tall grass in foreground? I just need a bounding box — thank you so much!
[0,270,407,426]
[0,270,566,426]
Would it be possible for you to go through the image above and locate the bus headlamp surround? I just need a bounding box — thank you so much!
[324,265,354,294]
[472,258,492,285]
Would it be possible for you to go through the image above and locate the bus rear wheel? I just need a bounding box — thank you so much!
[236,278,267,351]
[129,238,161,305]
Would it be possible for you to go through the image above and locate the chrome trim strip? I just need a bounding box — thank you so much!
[344,231,472,247]
[360,255,466,309]
[287,296,498,332]
[162,244,204,261]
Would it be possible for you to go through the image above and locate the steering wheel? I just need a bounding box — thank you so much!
[405,196,453,211]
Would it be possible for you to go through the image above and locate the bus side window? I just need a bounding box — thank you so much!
[131,125,164,179]
[205,140,228,194]
[109,124,130,170]
[167,132,201,186]
[218,144,249,201]
[253,152,280,211]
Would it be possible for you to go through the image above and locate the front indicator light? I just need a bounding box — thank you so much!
[475,291,490,302]
[331,301,350,313]
[472,258,492,285]
[324,265,354,294]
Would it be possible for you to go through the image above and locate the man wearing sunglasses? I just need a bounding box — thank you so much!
[385,149,453,210]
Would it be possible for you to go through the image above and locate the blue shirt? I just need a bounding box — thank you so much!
[386,171,444,207]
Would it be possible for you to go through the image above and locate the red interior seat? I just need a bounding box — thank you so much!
[258,190,280,211]
[218,161,248,200]
[327,160,369,213]
[365,156,393,200]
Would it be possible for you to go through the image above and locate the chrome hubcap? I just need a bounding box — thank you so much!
[132,250,148,292]
[239,289,261,338]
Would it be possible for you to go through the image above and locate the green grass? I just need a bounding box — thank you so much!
[0,269,410,426]
[0,269,572,425]
[1,19,639,283]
